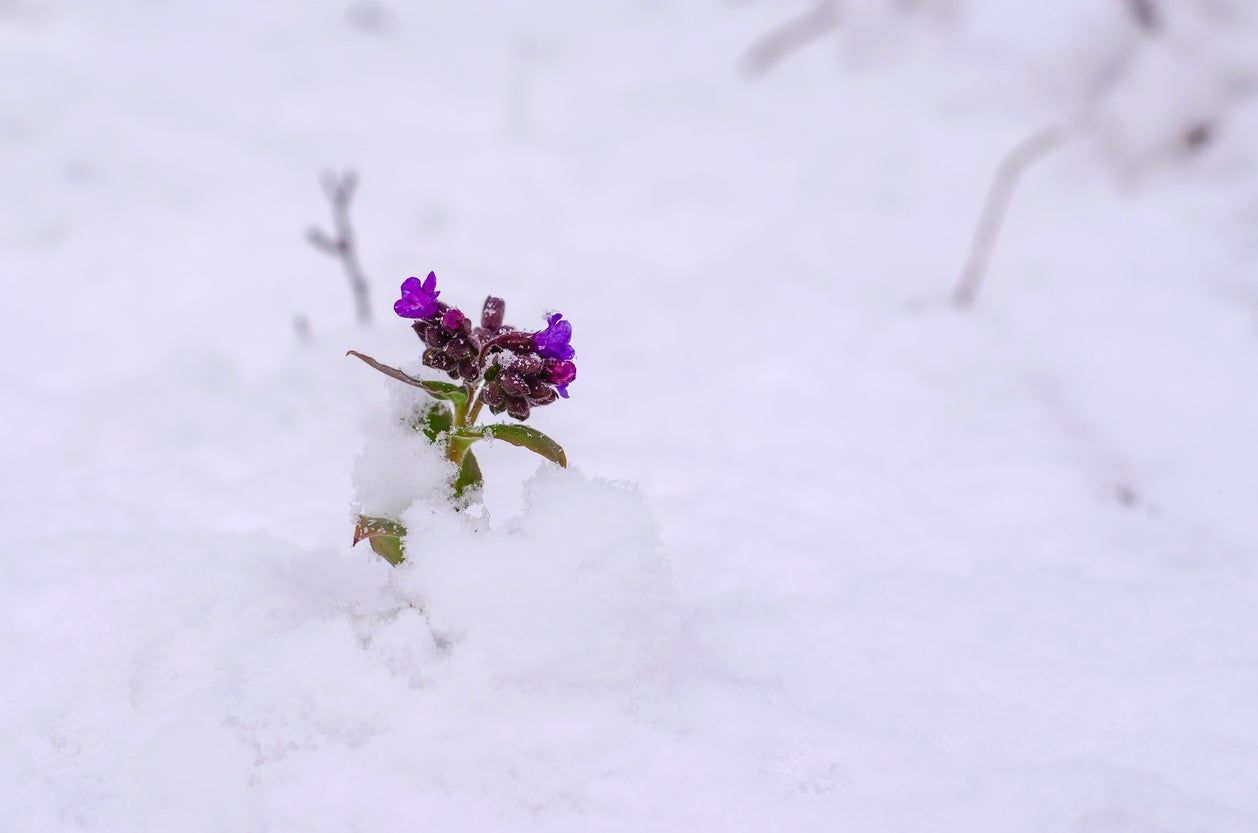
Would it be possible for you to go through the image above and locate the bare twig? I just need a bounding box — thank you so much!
[292,314,311,343]
[308,170,372,326]
[1123,0,1159,33]
[742,0,840,78]
[952,126,1068,309]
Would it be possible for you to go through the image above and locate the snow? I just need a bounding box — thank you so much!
[353,383,456,518]
[3,0,1258,830]
[395,465,679,689]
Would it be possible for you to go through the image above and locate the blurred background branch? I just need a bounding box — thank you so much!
[307,170,372,327]
[1124,0,1160,33]
[742,0,841,78]
[952,126,1068,309]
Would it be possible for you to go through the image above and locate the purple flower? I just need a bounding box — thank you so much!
[534,313,575,361]
[546,359,577,399]
[394,272,441,319]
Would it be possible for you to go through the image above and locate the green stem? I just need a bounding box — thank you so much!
[465,390,485,426]
[444,382,483,492]
[452,396,469,430]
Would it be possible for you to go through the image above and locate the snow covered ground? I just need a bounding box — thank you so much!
[3,1,1258,830]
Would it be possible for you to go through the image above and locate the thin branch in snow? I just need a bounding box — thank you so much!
[307,170,373,326]
[293,314,311,344]
[1182,120,1213,152]
[1025,371,1152,514]
[742,0,841,78]
[347,0,394,36]
[1123,0,1160,33]
[952,126,1068,310]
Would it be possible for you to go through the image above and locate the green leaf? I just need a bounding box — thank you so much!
[367,535,405,566]
[453,449,484,498]
[347,350,468,407]
[412,401,453,442]
[448,430,481,458]
[482,424,568,468]
[353,515,406,566]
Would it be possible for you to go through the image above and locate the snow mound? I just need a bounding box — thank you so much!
[352,381,457,519]
[395,465,680,690]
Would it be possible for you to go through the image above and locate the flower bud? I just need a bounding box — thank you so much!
[412,321,431,341]
[481,381,505,406]
[495,331,534,352]
[457,359,479,380]
[440,308,468,334]
[424,326,451,349]
[506,396,531,421]
[499,371,529,397]
[423,348,455,371]
[513,353,543,376]
[546,360,577,386]
[481,296,505,331]
[527,385,557,406]
[444,337,473,360]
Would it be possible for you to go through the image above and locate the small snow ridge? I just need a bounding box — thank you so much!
[395,466,680,690]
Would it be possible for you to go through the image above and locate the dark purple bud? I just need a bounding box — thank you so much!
[412,321,431,341]
[482,382,506,406]
[444,337,473,360]
[499,371,529,398]
[423,348,454,371]
[506,396,531,421]
[424,326,451,349]
[527,385,558,406]
[495,331,535,352]
[513,353,543,377]
[482,296,505,331]
[457,359,479,380]
[489,399,507,415]
[440,308,468,333]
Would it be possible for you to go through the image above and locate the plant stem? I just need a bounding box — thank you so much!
[444,439,465,465]
[445,382,480,467]
[465,390,485,426]
[452,389,470,429]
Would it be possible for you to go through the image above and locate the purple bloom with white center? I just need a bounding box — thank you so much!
[534,313,575,361]
[394,272,441,319]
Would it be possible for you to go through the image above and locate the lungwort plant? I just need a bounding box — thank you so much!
[349,271,576,565]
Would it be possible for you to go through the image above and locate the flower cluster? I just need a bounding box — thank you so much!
[394,271,576,420]
[350,270,577,564]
